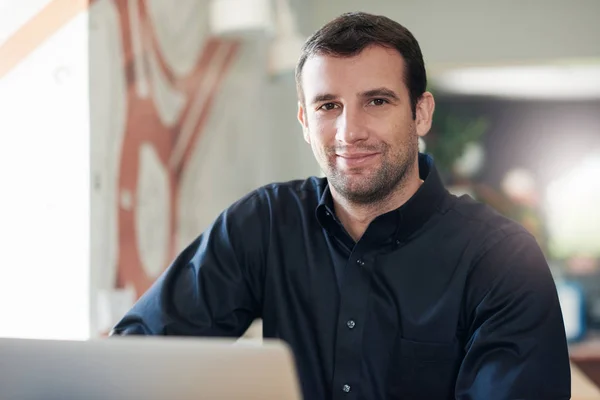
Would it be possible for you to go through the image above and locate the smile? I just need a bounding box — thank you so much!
[336,152,379,168]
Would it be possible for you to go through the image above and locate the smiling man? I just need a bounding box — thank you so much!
[297,42,429,242]
[112,12,571,400]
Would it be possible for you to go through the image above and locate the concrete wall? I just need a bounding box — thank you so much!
[89,0,318,336]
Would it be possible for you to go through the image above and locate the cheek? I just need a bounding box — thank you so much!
[380,118,412,143]
[307,132,334,165]
[308,118,337,146]
[310,135,330,157]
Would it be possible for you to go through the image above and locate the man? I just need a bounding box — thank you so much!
[112,12,571,399]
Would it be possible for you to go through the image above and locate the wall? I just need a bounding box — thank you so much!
[0,1,90,340]
[89,0,318,336]
[311,0,600,72]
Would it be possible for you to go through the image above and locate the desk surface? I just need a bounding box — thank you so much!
[571,338,600,391]
[572,362,600,400]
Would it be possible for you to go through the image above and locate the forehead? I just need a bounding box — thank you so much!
[301,45,408,101]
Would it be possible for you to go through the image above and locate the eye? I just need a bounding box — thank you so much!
[318,103,338,111]
[369,98,388,106]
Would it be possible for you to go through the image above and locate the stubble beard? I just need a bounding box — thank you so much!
[325,128,419,206]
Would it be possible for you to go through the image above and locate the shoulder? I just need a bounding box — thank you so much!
[258,176,326,202]
[447,195,553,315]
[221,176,327,225]
[229,176,326,213]
[445,193,531,257]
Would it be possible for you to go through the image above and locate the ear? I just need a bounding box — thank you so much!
[297,102,311,144]
[415,91,435,138]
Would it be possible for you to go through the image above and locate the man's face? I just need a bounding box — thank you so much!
[298,45,433,204]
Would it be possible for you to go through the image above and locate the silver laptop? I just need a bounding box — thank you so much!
[0,336,302,400]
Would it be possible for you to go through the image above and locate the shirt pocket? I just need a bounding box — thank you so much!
[387,338,461,400]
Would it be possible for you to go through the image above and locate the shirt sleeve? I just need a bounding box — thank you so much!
[110,192,266,337]
[455,231,571,400]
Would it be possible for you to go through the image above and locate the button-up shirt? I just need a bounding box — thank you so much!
[112,154,570,399]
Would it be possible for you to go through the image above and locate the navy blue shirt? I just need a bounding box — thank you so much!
[112,154,570,399]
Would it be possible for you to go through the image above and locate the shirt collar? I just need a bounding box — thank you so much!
[315,153,449,245]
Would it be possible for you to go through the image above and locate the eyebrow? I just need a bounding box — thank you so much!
[310,93,338,105]
[359,87,400,100]
[309,87,400,105]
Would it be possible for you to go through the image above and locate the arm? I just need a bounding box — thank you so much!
[110,192,266,337]
[456,232,571,400]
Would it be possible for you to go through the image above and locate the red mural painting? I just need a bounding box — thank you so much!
[111,0,239,297]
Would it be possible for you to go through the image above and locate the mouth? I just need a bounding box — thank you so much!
[335,152,379,168]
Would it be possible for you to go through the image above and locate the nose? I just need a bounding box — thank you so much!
[335,108,369,145]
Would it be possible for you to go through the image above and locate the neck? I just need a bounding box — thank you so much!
[331,170,424,242]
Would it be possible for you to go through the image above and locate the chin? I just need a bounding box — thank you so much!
[337,180,379,198]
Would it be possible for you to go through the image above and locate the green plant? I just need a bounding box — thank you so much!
[426,112,489,180]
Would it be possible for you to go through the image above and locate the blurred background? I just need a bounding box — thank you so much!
[1,0,600,395]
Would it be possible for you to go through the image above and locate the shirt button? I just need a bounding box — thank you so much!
[342,384,351,393]
[347,320,356,329]
[356,259,365,266]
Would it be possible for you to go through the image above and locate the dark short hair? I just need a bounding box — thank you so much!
[295,12,427,119]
